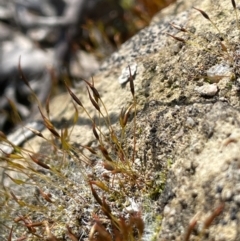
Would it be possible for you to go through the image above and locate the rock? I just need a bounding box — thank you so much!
[2,0,240,240]
[118,62,137,84]
[207,63,233,83]
[195,83,218,97]
[0,0,126,132]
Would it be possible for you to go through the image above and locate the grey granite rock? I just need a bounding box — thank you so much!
[2,0,240,240]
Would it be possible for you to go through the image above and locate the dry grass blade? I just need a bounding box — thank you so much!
[66,225,79,241]
[24,125,45,139]
[121,217,136,241]
[29,154,51,170]
[7,98,22,124]
[193,7,210,21]
[119,107,125,129]
[101,197,120,230]
[65,82,83,107]
[184,217,198,241]
[84,78,101,102]
[5,173,26,185]
[44,221,59,241]
[128,65,135,97]
[45,94,51,118]
[72,102,79,125]
[18,56,31,89]
[20,218,37,234]
[89,221,112,241]
[232,0,236,9]
[10,191,25,207]
[203,203,224,229]
[18,57,43,109]
[90,180,109,192]
[102,161,115,171]
[4,160,26,172]
[101,197,112,219]
[131,212,144,237]
[166,33,186,43]
[110,131,118,144]
[120,103,134,129]
[231,0,240,29]
[38,106,60,138]
[8,153,23,160]
[220,41,228,52]
[99,145,113,162]
[170,22,187,32]
[193,6,225,41]
[7,226,13,241]
[26,222,43,228]
[123,104,133,127]
[92,122,100,141]
[86,87,101,112]
[15,236,27,241]
[61,128,71,150]
[90,182,103,206]
[37,187,53,203]
[82,145,97,155]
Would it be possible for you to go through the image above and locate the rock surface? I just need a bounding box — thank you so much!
[3,0,240,240]
[0,0,124,133]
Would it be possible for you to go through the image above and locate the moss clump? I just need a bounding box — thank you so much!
[0,70,171,241]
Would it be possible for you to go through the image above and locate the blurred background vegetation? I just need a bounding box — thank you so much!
[0,0,176,133]
[79,0,176,59]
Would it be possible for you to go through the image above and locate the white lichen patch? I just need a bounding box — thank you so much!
[195,83,218,97]
[118,62,137,84]
[206,63,233,83]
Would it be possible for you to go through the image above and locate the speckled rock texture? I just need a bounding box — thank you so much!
[3,0,240,240]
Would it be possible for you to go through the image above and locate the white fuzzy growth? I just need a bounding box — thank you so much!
[206,64,232,82]
[118,63,137,84]
[195,83,218,97]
